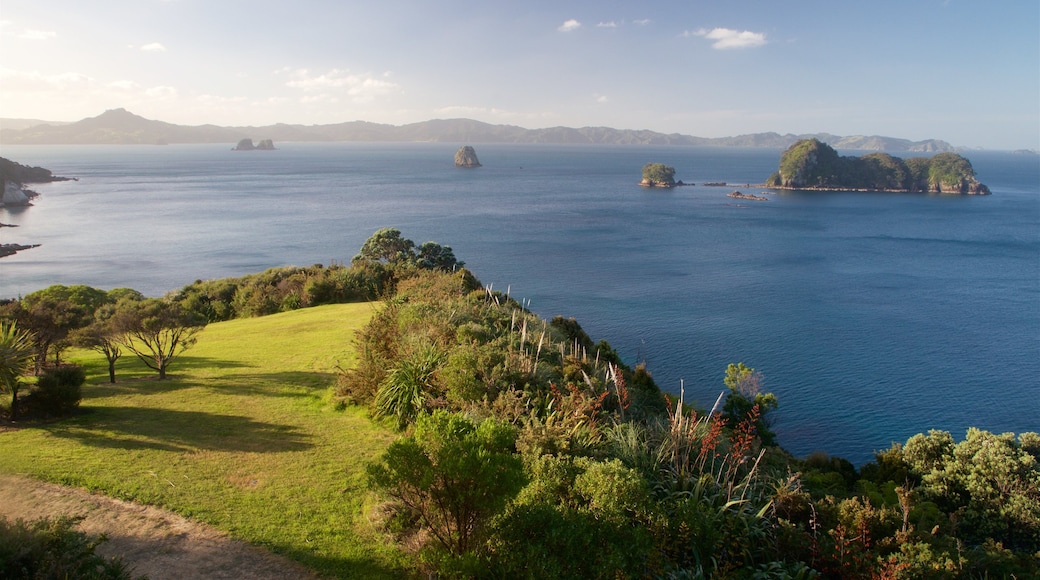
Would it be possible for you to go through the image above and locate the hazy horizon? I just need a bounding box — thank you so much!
[1,1,1037,150]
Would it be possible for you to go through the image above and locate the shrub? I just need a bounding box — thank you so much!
[0,515,140,579]
[368,411,525,565]
[24,364,85,417]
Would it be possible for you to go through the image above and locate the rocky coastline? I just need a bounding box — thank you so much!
[0,157,72,258]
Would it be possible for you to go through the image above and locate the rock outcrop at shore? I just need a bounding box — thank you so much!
[766,139,990,194]
[454,146,481,167]
[1,157,71,207]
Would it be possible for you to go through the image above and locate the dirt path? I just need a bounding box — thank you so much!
[0,474,321,580]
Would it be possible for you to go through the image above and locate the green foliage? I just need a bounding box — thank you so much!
[904,428,1040,552]
[488,455,653,579]
[0,515,140,580]
[0,320,36,419]
[23,364,85,417]
[641,162,676,186]
[112,298,206,379]
[374,345,445,428]
[722,362,779,445]
[355,227,416,265]
[368,411,525,563]
[927,152,977,192]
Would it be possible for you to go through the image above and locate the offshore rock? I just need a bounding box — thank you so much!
[454,145,481,168]
[233,138,275,151]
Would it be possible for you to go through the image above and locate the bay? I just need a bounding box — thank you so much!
[2,142,1038,465]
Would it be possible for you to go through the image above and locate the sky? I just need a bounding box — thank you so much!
[1,0,1038,149]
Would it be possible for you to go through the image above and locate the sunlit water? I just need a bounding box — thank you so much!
[2,142,1038,464]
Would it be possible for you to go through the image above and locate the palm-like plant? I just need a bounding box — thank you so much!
[374,345,444,428]
[0,320,37,419]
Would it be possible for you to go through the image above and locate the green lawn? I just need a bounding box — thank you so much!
[0,303,410,578]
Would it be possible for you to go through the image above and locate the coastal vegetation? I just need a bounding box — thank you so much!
[1,229,1037,578]
[766,138,991,194]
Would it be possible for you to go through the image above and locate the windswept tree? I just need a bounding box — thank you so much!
[112,299,205,380]
[71,309,124,384]
[0,320,36,419]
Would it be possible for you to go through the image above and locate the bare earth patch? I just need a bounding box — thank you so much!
[0,473,320,580]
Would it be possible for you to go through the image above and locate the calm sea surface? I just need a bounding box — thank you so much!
[2,143,1038,464]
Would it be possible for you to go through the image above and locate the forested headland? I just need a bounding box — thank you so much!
[2,228,1037,578]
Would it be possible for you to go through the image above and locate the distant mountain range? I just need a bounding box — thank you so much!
[0,108,958,152]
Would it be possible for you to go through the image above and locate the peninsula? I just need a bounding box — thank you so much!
[1,157,71,257]
[766,139,990,194]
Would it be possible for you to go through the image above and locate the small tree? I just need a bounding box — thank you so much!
[0,320,36,419]
[112,299,205,380]
[368,411,526,560]
[71,314,123,384]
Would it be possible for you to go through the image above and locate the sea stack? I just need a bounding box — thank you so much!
[454,145,481,168]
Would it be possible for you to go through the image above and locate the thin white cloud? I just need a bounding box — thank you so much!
[434,105,516,118]
[597,21,618,28]
[109,80,141,91]
[558,19,582,32]
[145,85,177,99]
[633,19,651,26]
[282,68,400,103]
[19,29,56,40]
[0,68,92,89]
[141,42,167,52]
[595,95,609,103]
[689,27,766,49]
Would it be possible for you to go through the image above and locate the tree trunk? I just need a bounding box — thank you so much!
[108,359,117,383]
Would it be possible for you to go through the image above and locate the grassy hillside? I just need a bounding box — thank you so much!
[0,303,410,578]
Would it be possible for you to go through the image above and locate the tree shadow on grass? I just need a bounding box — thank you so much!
[273,545,409,580]
[86,372,342,409]
[43,406,314,453]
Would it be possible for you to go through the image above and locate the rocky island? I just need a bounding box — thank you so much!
[766,139,990,194]
[233,138,276,151]
[639,162,677,188]
[454,145,481,168]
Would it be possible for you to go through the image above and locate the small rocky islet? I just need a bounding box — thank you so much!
[454,145,481,168]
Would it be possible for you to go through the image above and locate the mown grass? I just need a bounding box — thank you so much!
[0,303,411,578]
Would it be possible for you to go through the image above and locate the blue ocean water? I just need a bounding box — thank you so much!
[2,142,1038,464]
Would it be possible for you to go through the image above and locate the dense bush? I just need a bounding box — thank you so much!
[0,515,140,580]
[21,365,85,418]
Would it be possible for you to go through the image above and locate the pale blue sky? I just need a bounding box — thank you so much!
[2,0,1037,149]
